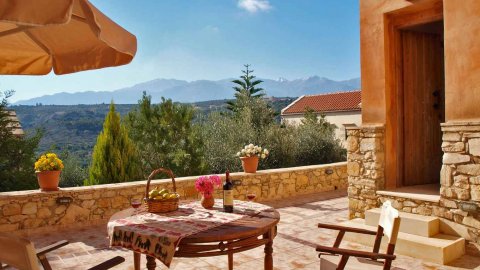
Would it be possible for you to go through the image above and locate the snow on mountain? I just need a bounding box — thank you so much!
[15,76,360,105]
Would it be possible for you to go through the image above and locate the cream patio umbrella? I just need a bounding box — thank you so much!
[0,0,136,75]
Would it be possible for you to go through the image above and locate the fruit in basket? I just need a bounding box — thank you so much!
[148,186,161,198]
[148,186,179,200]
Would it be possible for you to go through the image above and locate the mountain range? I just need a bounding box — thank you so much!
[15,76,361,105]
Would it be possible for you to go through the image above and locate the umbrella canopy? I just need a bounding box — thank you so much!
[0,0,137,75]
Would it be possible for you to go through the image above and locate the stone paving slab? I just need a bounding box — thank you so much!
[9,190,480,269]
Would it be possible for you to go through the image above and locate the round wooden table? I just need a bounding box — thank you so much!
[114,201,280,270]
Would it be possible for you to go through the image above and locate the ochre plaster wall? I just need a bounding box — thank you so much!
[361,0,480,123]
[444,0,480,121]
[360,0,411,124]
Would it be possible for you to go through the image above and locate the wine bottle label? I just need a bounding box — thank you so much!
[223,190,233,206]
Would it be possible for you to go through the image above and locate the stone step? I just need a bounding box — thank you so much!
[365,208,439,237]
[342,219,465,265]
[320,256,386,270]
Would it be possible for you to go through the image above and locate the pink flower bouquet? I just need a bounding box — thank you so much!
[195,175,221,198]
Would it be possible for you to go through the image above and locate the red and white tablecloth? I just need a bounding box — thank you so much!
[107,200,271,267]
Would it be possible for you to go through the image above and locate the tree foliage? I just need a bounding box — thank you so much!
[295,107,346,165]
[226,64,266,112]
[199,105,345,172]
[13,104,136,166]
[86,102,142,185]
[199,68,346,173]
[125,93,207,177]
[59,151,88,187]
[0,90,42,192]
[198,109,256,173]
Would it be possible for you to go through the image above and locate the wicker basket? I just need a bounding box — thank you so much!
[144,168,179,213]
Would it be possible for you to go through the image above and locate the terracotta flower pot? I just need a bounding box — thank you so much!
[240,156,259,173]
[201,195,215,209]
[36,170,61,191]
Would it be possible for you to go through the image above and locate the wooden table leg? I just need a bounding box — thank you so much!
[133,252,140,270]
[146,255,156,270]
[263,227,274,270]
[227,240,233,270]
[264,240,273,270]
[228,252,233,270]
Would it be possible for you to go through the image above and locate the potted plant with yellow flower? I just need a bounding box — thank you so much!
[35,153,64,191]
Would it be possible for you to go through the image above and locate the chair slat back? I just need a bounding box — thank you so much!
[0,233,40,270]
[378,201,401,245]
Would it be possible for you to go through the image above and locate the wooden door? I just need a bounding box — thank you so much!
[401,30,444,186]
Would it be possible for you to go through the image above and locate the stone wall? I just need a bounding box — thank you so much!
[377,196,437,217]
[436,122,480,242]
[346,122,480,244]
[346,125,385,218]
[0,163,347,234]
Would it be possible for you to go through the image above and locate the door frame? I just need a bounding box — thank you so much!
[384,0,443,189]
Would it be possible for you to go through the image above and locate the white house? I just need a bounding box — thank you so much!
[281,90,361,145]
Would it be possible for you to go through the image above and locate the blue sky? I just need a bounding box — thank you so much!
[3,0,360,102]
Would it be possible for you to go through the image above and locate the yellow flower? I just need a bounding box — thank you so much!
[35,153,63,172]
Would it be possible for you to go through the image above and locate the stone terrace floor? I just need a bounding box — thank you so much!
[14,190,480,270]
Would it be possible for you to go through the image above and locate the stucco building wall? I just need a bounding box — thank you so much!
[443,0,480,122]
[360,0,409,124]
[360,0,480,124]
[348,0,480,244]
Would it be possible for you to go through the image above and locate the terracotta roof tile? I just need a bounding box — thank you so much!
[281,90,361,115]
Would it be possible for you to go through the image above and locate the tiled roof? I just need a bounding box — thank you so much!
[281,90,361,115]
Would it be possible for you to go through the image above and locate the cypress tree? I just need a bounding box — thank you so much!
[86,102,141,185]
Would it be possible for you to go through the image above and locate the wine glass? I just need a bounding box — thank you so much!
[246,191,256,211]
[130,198,142,215]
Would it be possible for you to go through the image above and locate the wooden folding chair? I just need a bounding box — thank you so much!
[316,201,401,270]
[0,233,125,270]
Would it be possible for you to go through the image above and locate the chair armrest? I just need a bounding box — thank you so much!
[87,256,125,270]
[317,223,378,236]
[36,240,69,257]
[316,245,396,261]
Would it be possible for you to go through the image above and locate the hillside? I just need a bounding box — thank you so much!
[14,76,360,105]
[13,104,135,166]
[12,97,296,166]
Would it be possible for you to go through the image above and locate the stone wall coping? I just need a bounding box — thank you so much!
[345,126,361,130]
[376,190,440,203]
[0,162,347,198]
[360,124,385,129]
[441,121,480,127]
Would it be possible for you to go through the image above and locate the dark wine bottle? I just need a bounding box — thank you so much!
[223,170,234,213]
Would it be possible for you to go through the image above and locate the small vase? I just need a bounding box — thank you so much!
[240,156,259,173]
[201,195,215,209]
[36,170,61,191]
